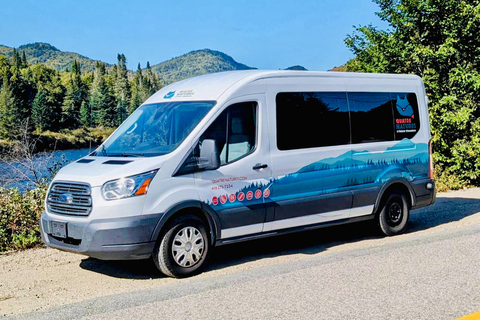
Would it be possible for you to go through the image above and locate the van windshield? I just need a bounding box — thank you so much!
[93,101,215,157]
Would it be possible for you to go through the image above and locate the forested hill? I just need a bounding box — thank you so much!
[0,43,103,72]
[150,49,255,84]
[0,44,256,83]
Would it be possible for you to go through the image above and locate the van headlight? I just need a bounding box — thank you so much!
[101,170,158,200]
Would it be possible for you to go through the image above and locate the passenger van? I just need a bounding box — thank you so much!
[41,70,435,277]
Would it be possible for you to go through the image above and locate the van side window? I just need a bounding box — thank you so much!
[348,92,395,143]
[276,92,350,150]
[200,102,257,165]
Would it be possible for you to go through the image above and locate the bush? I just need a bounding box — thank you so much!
[0,185,47,252]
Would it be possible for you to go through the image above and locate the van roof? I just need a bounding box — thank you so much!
[143,70,421,104]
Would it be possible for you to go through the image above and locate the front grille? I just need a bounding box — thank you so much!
[47,182,92,216]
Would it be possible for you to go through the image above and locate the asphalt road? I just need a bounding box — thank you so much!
[7,189,480,320]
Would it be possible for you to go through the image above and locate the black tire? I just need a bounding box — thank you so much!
[153,215,210,278]
[377,190,409,236]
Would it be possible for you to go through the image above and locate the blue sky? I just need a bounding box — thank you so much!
[1,0,388,71]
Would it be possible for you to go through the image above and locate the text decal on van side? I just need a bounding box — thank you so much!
[176,90,195,98]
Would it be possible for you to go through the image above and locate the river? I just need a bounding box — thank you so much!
[0,148,91,192]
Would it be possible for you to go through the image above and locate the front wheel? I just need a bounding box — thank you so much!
[153,215,210,278]
[377,190,409,236]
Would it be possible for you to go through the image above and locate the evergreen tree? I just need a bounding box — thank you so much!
[0,56,34,137]
[129,63,145,113]
[32,91,53,131]
[23,64,64,131]
[89,62,116,127]
[12,48,21,70]
[79,100,90,127]
[21,51,28,68]
[0,73,16,139]
[113,54,130,125]
[144,61,162,96]
[129,61,163,114]
[62,60,87,128]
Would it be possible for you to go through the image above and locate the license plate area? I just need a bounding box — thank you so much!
[51,221,67,238]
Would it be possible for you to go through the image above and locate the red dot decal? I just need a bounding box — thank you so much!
[238,192,245,201]
[212,196,218,205]
[229,193,236,203]
[255,190,262,199]
[263,188,270,198]
[246,191,253,200]
[220,195,227,204]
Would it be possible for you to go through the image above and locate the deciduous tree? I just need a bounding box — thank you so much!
[344,0,480,189]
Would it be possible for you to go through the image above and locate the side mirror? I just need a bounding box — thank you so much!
[198,139,220,170]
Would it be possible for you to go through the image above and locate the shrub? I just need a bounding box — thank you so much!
[0,185,47,252]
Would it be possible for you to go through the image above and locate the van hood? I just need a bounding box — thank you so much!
[52,156,167,187]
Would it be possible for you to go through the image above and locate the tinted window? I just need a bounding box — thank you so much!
[392,92,420,140]
[348,92,395,143]
[276,92,350,150]
[200,102,256,165]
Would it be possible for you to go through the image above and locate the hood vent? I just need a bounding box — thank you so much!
[102,160,133,165]
[77,159,95,164]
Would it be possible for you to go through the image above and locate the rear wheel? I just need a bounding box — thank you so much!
[377,190,409,236]
[153,215,210,278]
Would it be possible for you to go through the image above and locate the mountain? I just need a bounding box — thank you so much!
[0,43,308,83]
[285,65,307,71]
[150,49,256,84]
[0,42,106,72]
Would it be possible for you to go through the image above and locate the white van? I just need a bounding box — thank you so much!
[41,70,435,277]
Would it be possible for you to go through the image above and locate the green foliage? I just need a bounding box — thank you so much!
[0,48,165,148]
[24,64,64,131]
[32,91,53,131]
[151,49,255,84]
[62,60,88,128]
[89,62,116,127]
[344,0,480,190]
[0,42,104,72]
[130,62,162,113]
[112,54,130,125]
[0,185,47,251]
[79,100,90,127]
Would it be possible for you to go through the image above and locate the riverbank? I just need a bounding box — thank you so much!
[0,126,115,154]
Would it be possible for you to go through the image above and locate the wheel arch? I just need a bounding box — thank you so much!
[374,178,415,214]
[150,201,221,246]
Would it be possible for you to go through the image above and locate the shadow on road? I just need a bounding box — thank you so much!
[79,257,161,279]
[79,196,480,279]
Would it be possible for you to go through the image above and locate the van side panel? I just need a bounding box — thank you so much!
[258,76,431,233]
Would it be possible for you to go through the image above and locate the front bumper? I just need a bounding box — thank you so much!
[40,212,163,260]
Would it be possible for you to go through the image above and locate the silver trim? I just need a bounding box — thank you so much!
[220,205,374,239]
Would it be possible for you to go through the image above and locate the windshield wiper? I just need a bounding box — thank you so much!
[120,153,144,157]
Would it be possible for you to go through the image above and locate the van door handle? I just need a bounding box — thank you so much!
[253,163,268,170]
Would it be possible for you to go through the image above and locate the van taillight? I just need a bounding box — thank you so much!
[429,139,433,179]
